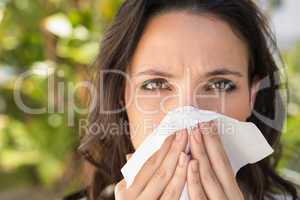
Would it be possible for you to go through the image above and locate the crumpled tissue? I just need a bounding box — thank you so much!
[121,106,274,200]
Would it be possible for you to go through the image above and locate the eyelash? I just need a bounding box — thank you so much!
[141,78,172,91]
[204,78,237,92]
[140,78,237,92]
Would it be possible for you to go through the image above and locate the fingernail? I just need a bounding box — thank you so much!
[191,160,199,173]
[192,126,202,143]
[175,130,183,141]
[210,120,216,127]
[179,152,187,167]
[126,154,132,161]
[211,120,218,134]
[199,122,209,136]
[198,122,206,129]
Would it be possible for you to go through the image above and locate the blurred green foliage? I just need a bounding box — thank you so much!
[0,0,299,196]
[0,0,122,194]
[278,44,300,175]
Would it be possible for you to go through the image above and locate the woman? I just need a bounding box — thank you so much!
[66,0,299,199]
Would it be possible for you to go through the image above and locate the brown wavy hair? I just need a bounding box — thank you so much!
[78,0,299,199]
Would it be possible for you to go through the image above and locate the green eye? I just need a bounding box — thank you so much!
[141,78,172,91]
[205,79,236,92]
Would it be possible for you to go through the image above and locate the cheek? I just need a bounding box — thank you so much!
[125,87,167,149]
[125,106,165,149]
[220,90,252,121]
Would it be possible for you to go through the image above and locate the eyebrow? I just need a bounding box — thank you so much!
[135,69,175,78]
[205,68,243,77]
[135,67,243,78]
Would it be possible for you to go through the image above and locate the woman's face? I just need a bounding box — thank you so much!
[124,11,258,149]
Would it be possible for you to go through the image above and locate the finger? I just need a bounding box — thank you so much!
[126,153,133,161]
[138,128,188,199]
[187,160,208,200]
[115,179,128,200]
[128,134,176,197]
[190,123,228,200]
[115,179,126,192]
[201,120,244,199]
[160,152,189,200]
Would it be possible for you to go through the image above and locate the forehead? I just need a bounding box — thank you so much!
[128,10,249,77]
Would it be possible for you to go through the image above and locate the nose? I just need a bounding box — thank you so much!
[177,79,202,109]
[179,88,198,108]
[176,81,221,113]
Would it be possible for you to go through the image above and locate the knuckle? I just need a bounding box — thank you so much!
[220,153,230,167]
[169,145,179,157]
[154,167,170,180]
[198,148,207,159]
[170,137,182,151]
[193,148,207,161]
[190,174,201,185]
[201,170,210,183]
[174,166,184,178]
[201,167,217,185]
[209,171,218,184]
[166,144,180,159]
[147,153,159,166]
[162,187,177,199]
[211,151,231,173]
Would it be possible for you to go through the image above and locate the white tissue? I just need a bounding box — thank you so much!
[121,106,274,200]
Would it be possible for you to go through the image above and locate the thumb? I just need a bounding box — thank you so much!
[126,153,133,161]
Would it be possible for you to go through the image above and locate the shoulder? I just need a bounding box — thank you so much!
[266,193,299,200]
[63,184,115,200]
[63,189,88,200]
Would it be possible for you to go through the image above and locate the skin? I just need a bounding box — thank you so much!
[115,10,259,199]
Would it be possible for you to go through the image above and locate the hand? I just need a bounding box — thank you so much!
[115,128,190,200]
[187,120,245,200]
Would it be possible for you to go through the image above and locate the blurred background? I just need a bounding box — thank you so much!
[0,0,299,199]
